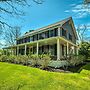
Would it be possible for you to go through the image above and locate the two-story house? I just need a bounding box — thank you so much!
[4,17,78,60]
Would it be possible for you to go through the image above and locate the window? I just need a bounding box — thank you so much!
[39,32,46,39]
[39,46,43,54]
[24,37,30,42]
[49,30,54,37]
[49,28,58,37]
[33,47,36,54]
[69,34,72,41]
[27,37,30,42]
[17,40,20,44]
[20,39,23,44]
[62,28,67,38]
[54,28,58,36]
[33,34,38,41]
[30,36,33,42]
[45,31,49,38]
[49,45,55,55]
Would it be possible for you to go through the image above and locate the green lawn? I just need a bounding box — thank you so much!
[0,62,90,90]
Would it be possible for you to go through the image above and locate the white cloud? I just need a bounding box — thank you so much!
[65,4,90,18]
[64,10,70,13]
[70,4,76,6]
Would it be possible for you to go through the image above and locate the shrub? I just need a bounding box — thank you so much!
[16,55,29,65]
[30,54,40,67]
[21,55,29,65]
[49,61,69,68]
[78,63,90,72]
[40,54,51,69]
[79,42,90,59]
[67,54,85,66]
[0,55,8,62]
[8,55,16,63]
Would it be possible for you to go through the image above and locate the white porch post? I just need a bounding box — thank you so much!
[15,48,17,55]
[67,42,69,56]
[6,49,8,55]
[11,48,13,55]
[64,45,66,56]
[76,47,79,55]
[17,46,19,56]
[58,27,61,36]
[73,46,75,54]
[57,38,60,60]
[25,44,27,55]
[37,42,39,55]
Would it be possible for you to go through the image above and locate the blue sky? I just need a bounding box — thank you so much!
[6,0,90,35]
[1,0,90,46]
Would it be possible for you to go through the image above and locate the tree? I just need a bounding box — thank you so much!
[77,25,87,42]
[0,0,43,29]
[0,0,43,47]
[83,0,90,11]
[4,26,21,46]
[84,0,90,4]
[79,42,90,59]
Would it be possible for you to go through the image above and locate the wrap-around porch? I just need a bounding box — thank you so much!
[4,37,78,60]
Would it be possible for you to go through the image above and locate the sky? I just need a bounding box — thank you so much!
[0,0,90,46]
[6,0,90,34]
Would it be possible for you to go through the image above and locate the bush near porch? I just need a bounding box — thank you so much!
[0,54,51,69]
[0,54,86,70]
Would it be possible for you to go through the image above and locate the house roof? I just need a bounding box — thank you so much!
[17,17,78,40]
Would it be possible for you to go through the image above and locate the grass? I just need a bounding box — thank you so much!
[0,62,90,90]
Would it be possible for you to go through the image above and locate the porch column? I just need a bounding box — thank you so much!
[37,42,39,55]
[64,45,66,56]
[58,27,61,36]
[11,48,13,55]
[17,46,19,56]
[73,46,75,54]
[67,42,69,56]
[57,38,60,60]
[25,44,27,55]
[6,49,8,55]
[76,47,79,55]
[15,48,17,55]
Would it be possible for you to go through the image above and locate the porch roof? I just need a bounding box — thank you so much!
[3,36,78,49]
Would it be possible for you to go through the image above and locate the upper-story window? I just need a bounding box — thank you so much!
[49,28,58,37]
[49,30,54,37]
[69,33,72,41]
[54,28,58,36]
[16,28,58,44]
[24,38,27,43]
[33,34,38,41]
[30,36,33,42]
[27,37,30,42]
[62,28,67,38]
[20,39,23,44]
[39,32,46,39]
[17,40,20,44]
[45,31,49,38]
